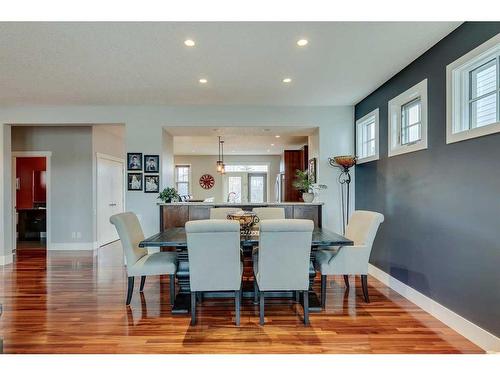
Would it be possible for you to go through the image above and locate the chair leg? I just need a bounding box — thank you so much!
[169,274,175,305]
[343,275,350,289]
[126,277,134,305]
[303,290,309,326]
[361,275,370,303]
[139,276,146,292]
[259,292,265,326]
[321,275,327,309]
[190,292,197,325]
[253,279,259,304]
[235,290,241,326]
[295,291,300,302]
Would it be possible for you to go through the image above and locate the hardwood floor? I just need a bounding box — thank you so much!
[0,242,483,354]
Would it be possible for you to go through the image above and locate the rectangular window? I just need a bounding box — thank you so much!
[175,165,190,196]
[447,34,500,144]
[388,79,428,157]
[401,98,422,145]
[356,108,379,164]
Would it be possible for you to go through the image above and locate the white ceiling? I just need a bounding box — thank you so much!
[167,126,312,155]
[0,22,460,106]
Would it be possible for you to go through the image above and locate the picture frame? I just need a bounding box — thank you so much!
[127,173,143,191]
[308,158,317,183]
[144,155,159,173]
[127,152,143,170]
[144,174,160,193]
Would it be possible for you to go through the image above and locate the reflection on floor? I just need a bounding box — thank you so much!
[0,242,484,354]
[16,239,46,251]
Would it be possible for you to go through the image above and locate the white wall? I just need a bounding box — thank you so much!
[0,105,354,263]
[11,126,94,246]
[174,154,282,202]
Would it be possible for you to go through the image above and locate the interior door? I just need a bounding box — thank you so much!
[97,156,124,247]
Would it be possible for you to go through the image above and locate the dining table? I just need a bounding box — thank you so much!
[139,227,353,314]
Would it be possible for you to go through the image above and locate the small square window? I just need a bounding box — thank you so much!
[447,33,500,144]
[356,108,379,164]
[388,79,428,157]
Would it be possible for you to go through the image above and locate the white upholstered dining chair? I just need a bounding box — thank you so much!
[110,212,177,305]
[252,207,285,220]
[186,219,243,326]
[253,219,314,325]
[315,210,384,306]
[209,207,242,219]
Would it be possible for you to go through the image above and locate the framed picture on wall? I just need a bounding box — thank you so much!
[128,173,143,191]
[127,152,143,170]
[144,155,159,173]
[308,158,317,183]
[144,175,160,193]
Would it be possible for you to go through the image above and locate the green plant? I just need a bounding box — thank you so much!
[158,187,180,203]
[292,169,314,193]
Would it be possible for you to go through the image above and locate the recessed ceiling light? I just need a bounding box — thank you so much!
[282,78,292,83]
[184,39,195,47]
[271,143,275,146]
[199,78,208,84]
[267,149,270,152]
[275,135,281,138]
[297,39,308,47]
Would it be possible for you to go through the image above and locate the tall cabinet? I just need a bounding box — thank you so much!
[283,145,308,202]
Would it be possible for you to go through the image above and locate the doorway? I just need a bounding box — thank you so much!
[12,152,51,252]
[96,153,125,247]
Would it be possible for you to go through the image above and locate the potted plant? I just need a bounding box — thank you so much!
[158,187,180,203]
[292,169,315,203]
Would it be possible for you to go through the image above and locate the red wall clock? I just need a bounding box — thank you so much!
[199,174,215,190]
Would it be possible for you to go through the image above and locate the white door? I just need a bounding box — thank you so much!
[224,173,248,203]
[97,156,124,247]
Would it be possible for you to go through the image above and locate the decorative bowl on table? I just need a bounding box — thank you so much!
[226,210,260,236]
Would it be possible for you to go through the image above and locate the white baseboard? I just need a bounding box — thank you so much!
[368,263,500,353]
[48,242,98,251]
[0,252,14,266]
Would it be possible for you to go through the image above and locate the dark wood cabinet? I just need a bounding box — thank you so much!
[283,150,303,202]
[293,205,320,228]
[160,205,189,230]
[188,206,210,221]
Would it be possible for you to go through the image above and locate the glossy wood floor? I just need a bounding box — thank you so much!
[0,242,483,354]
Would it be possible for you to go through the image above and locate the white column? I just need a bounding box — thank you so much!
[0,124,13,265]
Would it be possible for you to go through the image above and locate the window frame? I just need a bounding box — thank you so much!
[355,108,379,164]
[174,164,191,196]
[388,78,428,157]
[446,33,500,144]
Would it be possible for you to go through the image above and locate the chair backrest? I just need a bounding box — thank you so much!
[186,219,242,292]
[346,210,385,247]
[253,207,285,220]
[256,219,314,291]
[209,207,242,219]
[109,212,147,266]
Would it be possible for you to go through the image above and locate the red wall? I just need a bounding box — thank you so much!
[16,157,46,209]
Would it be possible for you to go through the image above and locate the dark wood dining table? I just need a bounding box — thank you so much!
[140,227,353,314]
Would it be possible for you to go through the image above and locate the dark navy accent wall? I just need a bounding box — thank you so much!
[355,22,500,336]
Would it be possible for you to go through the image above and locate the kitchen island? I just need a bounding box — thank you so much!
[159,202,323,230]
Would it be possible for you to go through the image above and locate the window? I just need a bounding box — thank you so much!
[356,108,379,163]
[401,98,422,145]
[227,176,242,203]
[175,165,190,196]
[388,79,428,157]
[224,164,268,172]
[447,34,500,144]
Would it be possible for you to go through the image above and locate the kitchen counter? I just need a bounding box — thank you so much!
[158,202,323,206]
[159,201,323,230]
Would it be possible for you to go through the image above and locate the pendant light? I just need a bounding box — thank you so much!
[216,136,223,172]
[220,140,226,174]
